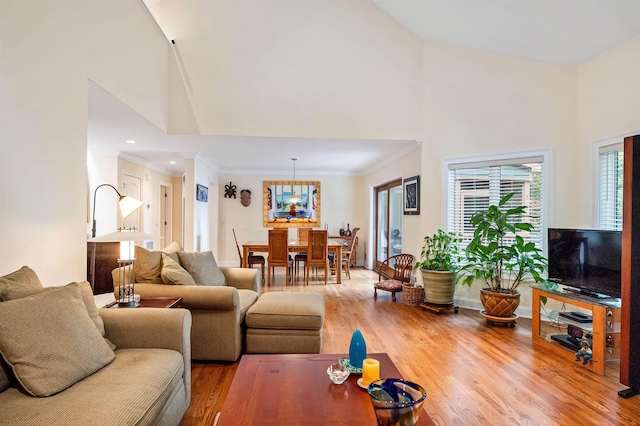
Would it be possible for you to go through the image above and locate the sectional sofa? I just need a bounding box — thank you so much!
[0,266,191,425]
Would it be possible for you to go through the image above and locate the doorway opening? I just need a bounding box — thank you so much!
[374,179,403,269]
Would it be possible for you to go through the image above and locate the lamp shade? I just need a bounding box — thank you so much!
[118,195,144,219]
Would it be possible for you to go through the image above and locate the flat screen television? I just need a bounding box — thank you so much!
[547,228,622,299]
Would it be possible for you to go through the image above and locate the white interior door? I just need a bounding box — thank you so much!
[121,173,142,231]
[160,184,172,248]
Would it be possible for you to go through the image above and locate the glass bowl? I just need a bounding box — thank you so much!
[327,362,350,384]
[367,378,426,426]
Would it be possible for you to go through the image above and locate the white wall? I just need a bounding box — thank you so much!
[87,153,119,237]
[116,157,177,250]
[147,0,423,140]
[575,35,640,227]
[364,148,422,270]
[0,0,169,285]
[182,156,218,253]
[418,42,578,316]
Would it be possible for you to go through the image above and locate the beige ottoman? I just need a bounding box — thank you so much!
[245,292,324,354]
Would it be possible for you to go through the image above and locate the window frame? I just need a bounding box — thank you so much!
[442,149,551,252]
[592,137,626,230]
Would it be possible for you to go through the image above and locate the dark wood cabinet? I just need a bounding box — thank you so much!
[87,242,120,295]
[620,134,640,397]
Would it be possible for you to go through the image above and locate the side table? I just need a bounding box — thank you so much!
[104,297,183,309]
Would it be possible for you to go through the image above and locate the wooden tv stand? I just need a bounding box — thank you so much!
[531,287,621,376]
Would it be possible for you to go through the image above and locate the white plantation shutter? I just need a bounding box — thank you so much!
[598,143,623,230]
[447,157,544,250]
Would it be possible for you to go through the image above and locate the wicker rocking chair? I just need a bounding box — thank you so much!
[373,254,415,302]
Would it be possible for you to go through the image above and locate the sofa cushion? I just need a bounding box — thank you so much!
[0,266,42,291]
[246,291,325,330]
[178,251,226,286]
[161,253,196,286]
[0,285,115,397]
[2,281,105,336]
[0,348,184,425]
[135,241,183,283]
[1,281,116,351]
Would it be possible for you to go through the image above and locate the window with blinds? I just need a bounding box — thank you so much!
[598,143,623,230]
[447,157,544,250]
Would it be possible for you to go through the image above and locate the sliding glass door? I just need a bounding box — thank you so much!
[375,179,403,267]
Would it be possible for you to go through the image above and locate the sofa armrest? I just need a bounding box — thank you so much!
[99,308,192,404]
[221,267,260,292]
[100,308,191,353]
[117,283,240,311]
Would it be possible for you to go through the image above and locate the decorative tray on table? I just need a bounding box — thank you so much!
[338,358,362,375]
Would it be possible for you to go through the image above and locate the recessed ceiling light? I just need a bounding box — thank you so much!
[126,140,136,144]
[169,161,176,164]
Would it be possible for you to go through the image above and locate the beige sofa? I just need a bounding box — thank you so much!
[112,245,260,361]
[0,266,192,426]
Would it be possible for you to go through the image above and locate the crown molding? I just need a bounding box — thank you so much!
[119,152,181,177]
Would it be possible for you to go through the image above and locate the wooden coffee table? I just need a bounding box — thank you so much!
[216,353,434,425]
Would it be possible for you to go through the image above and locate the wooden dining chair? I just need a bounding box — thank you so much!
[305,230,329,285]
[268,228,293,285]
[329,227,360,280]
[341,227,360,279]
[373,253,415,301]
[294,228,310,279]
[232,228,265,284]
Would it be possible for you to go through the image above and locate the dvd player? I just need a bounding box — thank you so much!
[550,334,591,351]
[558,311,593,323]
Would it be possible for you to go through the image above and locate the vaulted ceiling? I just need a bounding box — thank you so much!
[87,0,640,175]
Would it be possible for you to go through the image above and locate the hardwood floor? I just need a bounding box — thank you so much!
[180,268,640,426]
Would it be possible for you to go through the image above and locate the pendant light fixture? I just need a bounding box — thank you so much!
[289,158,299,204]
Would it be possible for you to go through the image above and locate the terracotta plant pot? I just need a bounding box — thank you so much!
[421,270,455,305]
[480,288,520,318]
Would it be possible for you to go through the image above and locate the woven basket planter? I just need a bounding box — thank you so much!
[402,284,424,306]
[480,289,520,318]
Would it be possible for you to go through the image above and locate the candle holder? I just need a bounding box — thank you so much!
[326,362,350,385]
[117,259,137,307]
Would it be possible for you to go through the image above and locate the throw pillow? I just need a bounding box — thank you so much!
[161,253,196,286]
[177,251,226,286]
[0,266,42,392]
[1,281,115,351]
[0,285,115,397]
[0,266,42,292]
[134,241,183,283]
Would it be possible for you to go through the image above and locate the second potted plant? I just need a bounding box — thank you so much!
[458,192,549,321]
[415,229,462,306]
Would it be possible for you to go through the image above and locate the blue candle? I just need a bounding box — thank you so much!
[349,329,367,369]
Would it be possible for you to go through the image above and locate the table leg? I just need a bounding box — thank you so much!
[336,246,342,284]
[242,247,250,268]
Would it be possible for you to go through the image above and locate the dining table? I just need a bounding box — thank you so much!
[242,240,343,283]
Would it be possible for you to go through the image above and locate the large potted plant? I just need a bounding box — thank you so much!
[415,229,462,305]
[458,193,548,320]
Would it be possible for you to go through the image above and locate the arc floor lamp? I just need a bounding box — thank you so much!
[91,183,144,238]
[88,183,145,297]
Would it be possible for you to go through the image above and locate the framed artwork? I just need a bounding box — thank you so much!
[403,175,420,215]
[196,184,208,202]
[263,180,321,228]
